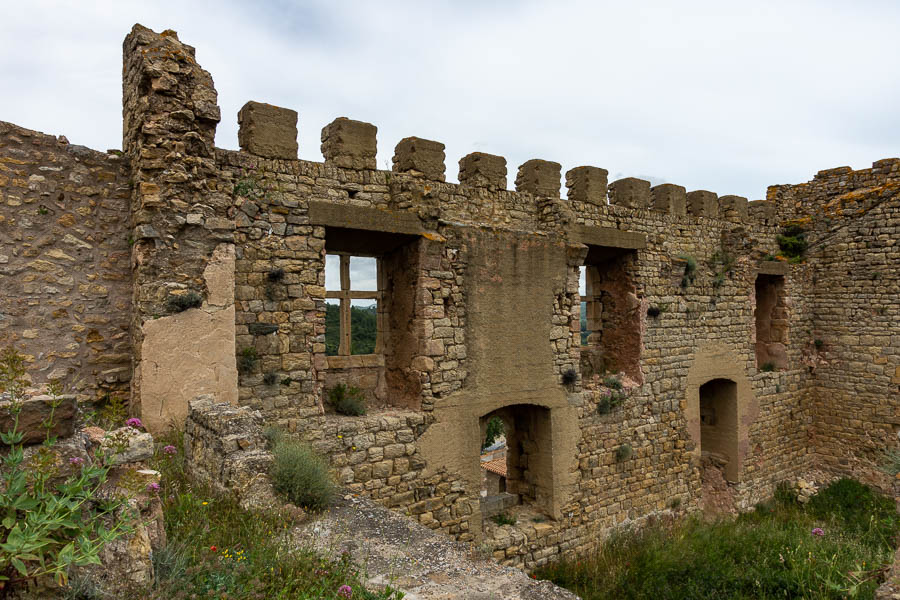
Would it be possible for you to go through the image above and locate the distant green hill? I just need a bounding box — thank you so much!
[325,303,377,355]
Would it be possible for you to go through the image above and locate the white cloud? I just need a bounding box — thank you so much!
[3,0,899,198]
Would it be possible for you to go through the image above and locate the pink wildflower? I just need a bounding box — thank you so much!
[147,482,160,492]
[338,585,352,598]
[126,417,143,429]
[812,527,824,536]
[163,444,177,456]
[69,456,85,467]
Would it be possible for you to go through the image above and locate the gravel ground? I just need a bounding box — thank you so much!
[294,494,579,600]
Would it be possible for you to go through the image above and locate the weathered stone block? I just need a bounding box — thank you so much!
[321,117,377,170]
[458,152,507,190]
[392,137,446,181]
[686,190,718,217]
[608,177,651,208]
[237,101,298,160]
[515,159,562,197]
[0,394,76,445]
[565,166,608,206]
[719,195,748,222]
[650,183,686,215]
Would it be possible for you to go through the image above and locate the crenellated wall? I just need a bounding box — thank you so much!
[1,23,897,572]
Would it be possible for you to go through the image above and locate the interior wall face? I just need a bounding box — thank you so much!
[754,274,788,370]
[699,378,740,481]
[4,23,899,573]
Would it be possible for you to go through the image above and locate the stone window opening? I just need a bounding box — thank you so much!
[478,405,553,521]
[699,378,740,482]
[325,254,383,357]
[579,248,642,382]
[322,229,423,410]
[754,274,788,371]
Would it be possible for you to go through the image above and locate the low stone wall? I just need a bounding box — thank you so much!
[184,395,275,507]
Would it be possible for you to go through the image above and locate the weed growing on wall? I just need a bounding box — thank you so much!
[237,347,259,374]
[677,254,697,288]
[327,383,366,416]
[166,291,202,313]
[776,221,809,263]
[597,374,629,415]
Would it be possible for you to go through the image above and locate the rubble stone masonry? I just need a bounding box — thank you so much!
[1,24,897,570]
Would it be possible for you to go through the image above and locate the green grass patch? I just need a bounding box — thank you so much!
[119,431,402,600]
[533,478,899,600]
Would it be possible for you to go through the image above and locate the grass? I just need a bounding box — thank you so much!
[533,478,899,600]
[115,431,402,600]
[493,513,517,526]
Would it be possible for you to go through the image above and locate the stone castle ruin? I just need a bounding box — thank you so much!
[1,24,898,569]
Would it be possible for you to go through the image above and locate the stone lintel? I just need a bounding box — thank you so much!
[308,200,424,236]
[458,152,507,190]
[757,261,790,276]
[321,117,377,170]
[515,159,562,197]
[237,101,298,160]
[565,166,608,205]
[608,177,651,209]
[392,137,446,181]
[572,225,647,250]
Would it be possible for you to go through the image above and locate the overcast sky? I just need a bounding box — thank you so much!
[2,0,898,200]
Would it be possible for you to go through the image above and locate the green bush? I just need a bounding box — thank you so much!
[269,435,336,510]
[327,383,367,416]
[880,450,900,478]
[0,347,132,590]
[493,513,517,526]
[482,416,505,450]
[533,478,900,600]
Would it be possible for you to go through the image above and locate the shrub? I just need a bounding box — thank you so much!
[269,435,336,510]
[760,362,776,372]
[493,513,517,526]
[561,368,578,386]
[267,267,285,282]
[678,254,697,288]
[880,450,900,478]
[166,291,202,313]
[263,372,278,386]
[597,375,628,415]
[237,347,259,374]
[0,347,132,590]
[814,338,825,350]
[647,306,661,318]
[327,383,366,416]
[615,444,633,462]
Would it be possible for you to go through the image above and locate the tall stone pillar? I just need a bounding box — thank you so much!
[123,25,237,432]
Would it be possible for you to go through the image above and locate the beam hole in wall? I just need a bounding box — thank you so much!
[699,378,740,482]
[478,405,553,521]
[323,228,422,410]
[579,248,642,382]
[754,274,788,371]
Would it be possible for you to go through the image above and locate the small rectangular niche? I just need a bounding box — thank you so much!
[754,274,788,371]
[579,248,642,382]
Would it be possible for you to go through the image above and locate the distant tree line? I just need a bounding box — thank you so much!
[325,303,377,355]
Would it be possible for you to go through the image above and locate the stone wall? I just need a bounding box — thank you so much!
[0,121,131,401]
[2,23,898,575]
[769,162,900,489]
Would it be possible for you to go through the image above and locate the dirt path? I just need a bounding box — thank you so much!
[295,494,579,600]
